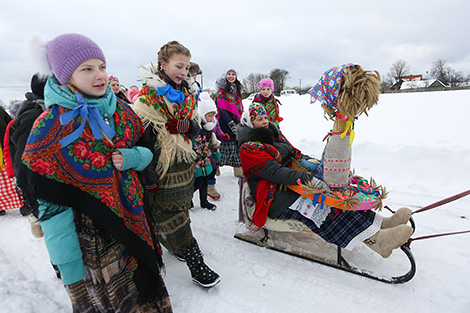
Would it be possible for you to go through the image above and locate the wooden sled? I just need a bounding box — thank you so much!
[235,177,416,284]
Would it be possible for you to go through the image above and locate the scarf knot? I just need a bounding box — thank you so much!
[59,93,116,147]
[157,85,185,104]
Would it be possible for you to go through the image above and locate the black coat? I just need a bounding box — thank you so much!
[8,92,46,214]
[237,122,313,218]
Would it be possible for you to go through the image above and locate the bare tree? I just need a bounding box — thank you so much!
[242,73,269,94]
[386,59,411,83]
[430,59,464,87]
[270,68,290,95]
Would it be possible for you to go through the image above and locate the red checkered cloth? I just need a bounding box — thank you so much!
[0,167,23,211]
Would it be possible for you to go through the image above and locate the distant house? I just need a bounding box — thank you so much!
[400,79,447,91]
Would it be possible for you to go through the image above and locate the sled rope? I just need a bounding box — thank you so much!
[412,189,470,214]
[405,229,470,247]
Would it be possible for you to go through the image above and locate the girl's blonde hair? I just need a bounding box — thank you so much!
[157,41,191,78]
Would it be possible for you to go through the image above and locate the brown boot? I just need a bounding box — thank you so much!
[233,167,243,177]
[207,184,221,200]
[364,224,413,258]
[381,207,412,229]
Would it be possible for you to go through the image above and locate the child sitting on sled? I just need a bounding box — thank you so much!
[236,103,413,258]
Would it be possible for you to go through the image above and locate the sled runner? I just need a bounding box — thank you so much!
[235,177,417,284]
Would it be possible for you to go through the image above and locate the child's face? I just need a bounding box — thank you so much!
[109,81,120,94]
[69,58,108,98]
[253,115,269,129]
[161,53,191,85]
[226,72,237,83]
[205,112,216,123]
[260,86,272,98]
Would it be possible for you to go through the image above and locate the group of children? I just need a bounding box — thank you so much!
[0,31,285,312]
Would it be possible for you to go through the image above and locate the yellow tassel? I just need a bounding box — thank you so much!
[0,147,5,170]
[349,128,355,148]
[339,119,355,148]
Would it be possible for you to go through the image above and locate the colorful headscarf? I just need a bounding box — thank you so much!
[249,102,267,123]
[308,63,358,110]
[108,75,119,84]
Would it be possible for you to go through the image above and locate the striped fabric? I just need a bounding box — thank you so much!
[65,213,172,313]
[148,161,196,254]
[0,166,23,211]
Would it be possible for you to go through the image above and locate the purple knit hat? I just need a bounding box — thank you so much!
[258,78,274,91]
[47,33,106,85]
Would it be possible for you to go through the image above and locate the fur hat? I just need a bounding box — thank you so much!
[258,78,274,91]
[28,33,105,85]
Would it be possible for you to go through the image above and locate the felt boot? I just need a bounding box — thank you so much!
[364,224,413,258]
[29,214,44,238]
[381,207,412,229]
[233,167,243,177]
[183,241,221,288]
[200,185,216,211]
[207,184,221,200]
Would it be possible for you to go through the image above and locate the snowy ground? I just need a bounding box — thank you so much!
[1,90,469,313]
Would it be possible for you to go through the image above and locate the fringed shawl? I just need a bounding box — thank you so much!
[22,99,166,300]
[133,73,200,178]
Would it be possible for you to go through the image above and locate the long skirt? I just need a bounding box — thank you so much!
[279,206,382,250]
[149,161,196,254]
[65,213,172,313]
[217,141,241,167]
[0,166,23,212]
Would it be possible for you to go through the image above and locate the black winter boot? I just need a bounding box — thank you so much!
[199,185,216,211]
[183,241,220,288]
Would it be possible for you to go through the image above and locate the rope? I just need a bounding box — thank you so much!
[412,189,470,214]
[405,230,470,247]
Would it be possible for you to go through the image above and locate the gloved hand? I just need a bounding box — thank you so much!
[301,158,319,172]
[166,118,192,134]
[222,133,230,141]
[227,120,237,135]
[312,177,331,194]
[145,183,159,193]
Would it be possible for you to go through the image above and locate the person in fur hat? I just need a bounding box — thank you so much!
[191,92,221,210]
[23,33,172,312]
[133,41,220,288]
[252,78,283,126]
[236,103,413,258]
[215,68,244,177]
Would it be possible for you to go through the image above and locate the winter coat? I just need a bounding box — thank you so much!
[192,123,221,178]
[8,92,46,213]
[237,122,313,221]
[215,88,244,142]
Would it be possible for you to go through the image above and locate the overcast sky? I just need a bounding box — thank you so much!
[1,0,469,92]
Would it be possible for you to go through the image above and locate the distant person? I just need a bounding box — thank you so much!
[253,78,283,126]
[108,75,131,103]
[189,62,202,88]
[215,68,244,177]
[134,40,220,288]
[127,85,139,104]
[24,33,172,312]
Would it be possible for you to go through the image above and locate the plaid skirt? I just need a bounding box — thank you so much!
[0,167,23,211]
[279,207,379,249]
[65,213,172,313]
[217,142,241,167]
[149,161,196,254]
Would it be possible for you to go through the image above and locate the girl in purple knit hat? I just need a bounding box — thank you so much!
[24,33,172,312]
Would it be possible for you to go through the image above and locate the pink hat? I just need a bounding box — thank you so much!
[258,78,274,91]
